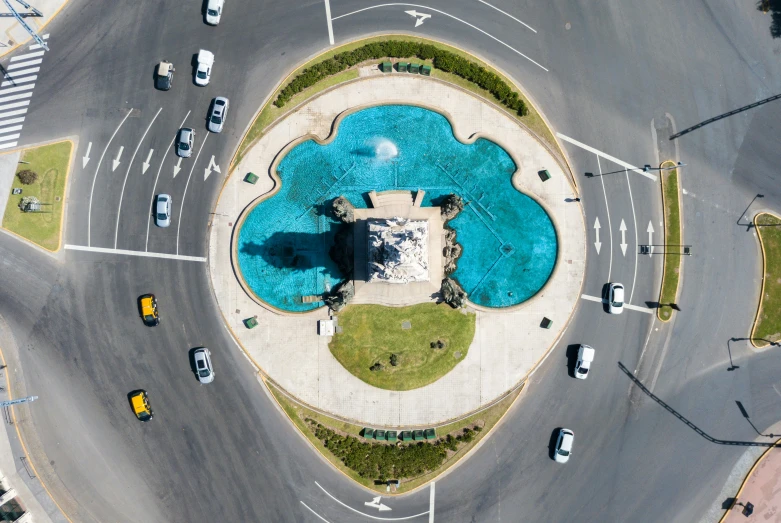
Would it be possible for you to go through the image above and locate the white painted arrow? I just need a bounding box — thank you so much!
[619,219,628,256]
[647,221,655,257]
[204,155,221,181]
[141,149,154,174]
[112,146,124,171]
[405,9,431,27]
[364,496,392,512]
[594,217,602,255]
[82,142,92,168]
[173,157,182,178]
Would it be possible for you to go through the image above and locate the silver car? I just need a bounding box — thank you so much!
[207,97,229,133]
[155,194,172,228]
[176,128,194,158]
[193,348,214,384]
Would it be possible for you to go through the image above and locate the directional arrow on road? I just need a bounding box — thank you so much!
[141,149,154,174]
[619,219,628,256]
[647,221,655,256]
[82,142,92,168]
[405,9,431,27]
[364,496,392,512]
[173,157,183,178]
[204,155,221,181]
[594,217,602,255]
[112,146,124,171]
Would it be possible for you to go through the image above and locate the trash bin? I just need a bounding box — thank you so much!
[420,65,432,76]
[386,430,398,442]
[363,428,374,439]
[396,62,408,73]
[540,317,552,329]
[245,172,259,184]
[424,428,436,440]
[537,170,551,182]
[413,430,424,441]
[409,63,420,74]
[244,316,259,329]
[380,61,392,73]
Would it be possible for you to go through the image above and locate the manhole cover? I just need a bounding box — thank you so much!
[402,321,411,330]
[454,351,462,359]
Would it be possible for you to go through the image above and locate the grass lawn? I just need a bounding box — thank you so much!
[329,303,475,391]
[267,379,522,494]
[752,213,781,345]
[234,35,559,167]
[658,161,682,321]
[2,141,72,251]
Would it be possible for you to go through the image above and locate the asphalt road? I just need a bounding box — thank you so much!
[1,0,780,521]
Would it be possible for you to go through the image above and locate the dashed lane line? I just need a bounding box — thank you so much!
[556,132,658,181]
[64,244,206,262]
[176,131,209,255]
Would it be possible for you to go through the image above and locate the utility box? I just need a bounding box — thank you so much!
[245,172,259,184]
[538,169,552,182]
[244,316,259,329]
[540,317,553,329]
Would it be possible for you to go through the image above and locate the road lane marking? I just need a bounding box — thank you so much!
[0,76,36,87]
[0,92,32,103]
[556,132,658,181]
[597,155,613,281]
[301,501,332,523]
[176,131,209,255]
[625,168,639,304]
[0,100,30,112]
[581,294,653,314]
[88,109,132,246]
[0,133,20,142]
[429,482,435,523]
[314,481,429,521]
[114,107,162,249]
[0,110,25,120]
[331,3,548,71]
[476,0,536,32]
[324,0,335,45]
[64,244,206,262]
[146,110,191,251]
[10,51,44,62]
[0,116,25,126]
[4,67,40,78]
[0,83,35,96]
[7,58,42,70]
[0,125,22,134]
[0,142,17,150]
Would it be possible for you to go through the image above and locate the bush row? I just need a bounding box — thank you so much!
[306,419,481,481]
[274,41,528,117]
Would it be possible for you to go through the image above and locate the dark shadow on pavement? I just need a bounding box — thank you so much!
[565,344,579,378]
[670,95,781,140]
[618,362,781,447]
[736,400,776,438]
[737,194,764,231]
[548,428,561,460]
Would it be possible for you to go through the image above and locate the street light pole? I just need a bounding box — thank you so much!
[643,162,685,173]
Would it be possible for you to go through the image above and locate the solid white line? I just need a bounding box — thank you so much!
[64,244,206,262]
[88,110,132,246]
[0,133,20,142]
[0,125,22,134]
[314,482,429,521]
[7,59,42,70]
[0,110,25,120]
[625,168,639,304]
[28,44,43,51]
[0,83,35,95]
[1,75,37,87]
[580,294,653,314]
[597,156,613,282]
[176,131,209,255]
[0,117,25,126]
[556,132,657,181]
[331,3,548,71]
[429,482,435,523]
[581,294,604,304]
[4,67,40,78]
[114,107,162,249]
[0,92,32,103]
[300,501,332,523]
[476,0,536,32]
[324,0,335,45]
[10,51,44,62]
[146,110,191,251]
[0,100,29,112]
[0,142,17,150]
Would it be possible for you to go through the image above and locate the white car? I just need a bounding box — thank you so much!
[554,428,574,463]
[575,345,595,380]
[207,97,229,133]
[195,49,214,86]
[193,348,214,384]
[608,283,625,314]
[205,0,224,25]
[176,128,194,158]
[155,194,171,228]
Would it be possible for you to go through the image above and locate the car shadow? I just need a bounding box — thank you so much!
[601,283,611,313]
[548,428,561,461]
[565,344,580,378]
[188,348,201,381]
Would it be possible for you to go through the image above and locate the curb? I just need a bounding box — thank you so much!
[656,160,682,322]
[749,211,780,348]
[718,437,781,522]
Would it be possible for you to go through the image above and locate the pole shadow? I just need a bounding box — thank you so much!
[670,94,781,140]
[737,194,764,231]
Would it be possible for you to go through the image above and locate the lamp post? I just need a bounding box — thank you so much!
[643,162,685,173]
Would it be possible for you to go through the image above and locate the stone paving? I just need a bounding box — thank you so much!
[209,74,585,426]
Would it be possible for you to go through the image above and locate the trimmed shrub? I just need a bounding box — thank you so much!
[273,40,528,116]
[390,354,399,366]
[17,169,38,185]
[370,362,383,372]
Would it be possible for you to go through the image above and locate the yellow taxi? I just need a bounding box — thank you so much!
[138,294,159,326]
[129,390,153,422]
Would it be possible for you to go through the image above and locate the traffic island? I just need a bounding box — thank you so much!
[750,213,781,347]
[657,161,683,321]
[267,379,522,494]
[1,140,73,251]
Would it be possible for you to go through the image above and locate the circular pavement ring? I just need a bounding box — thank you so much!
[208,72,586,427]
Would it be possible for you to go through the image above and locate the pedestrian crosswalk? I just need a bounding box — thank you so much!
[0,34,49,151]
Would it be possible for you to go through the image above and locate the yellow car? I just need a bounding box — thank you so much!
[129,390,153,422]
[138,294,159,326]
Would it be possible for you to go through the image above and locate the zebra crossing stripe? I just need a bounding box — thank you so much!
[0,125,22,134]
[0,100,30,111]
[0,142,17,150]
[0,92,32,103]
[0,133,21,142]
[5,67,40,77]
[7,59,42,70]
[10,51,44,62]
[0,83,35,95]
[0,117,25,127]
[1,75,37,87]
[0,108,27,119]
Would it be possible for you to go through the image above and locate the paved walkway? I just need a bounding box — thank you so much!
[209,74,585,426]
[0,0,67,59]
[723,442,781,523]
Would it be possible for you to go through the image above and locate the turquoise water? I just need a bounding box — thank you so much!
[237,105,557,312]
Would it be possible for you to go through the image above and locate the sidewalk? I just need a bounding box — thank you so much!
[0,0,69,59]
[209,74,585,426]
[723,442,781,522]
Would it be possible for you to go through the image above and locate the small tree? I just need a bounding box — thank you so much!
[17,169,38,185]
[390,354,398,366]
[370,362,384,372]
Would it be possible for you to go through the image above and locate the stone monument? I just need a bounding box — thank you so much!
[367,218,429,283]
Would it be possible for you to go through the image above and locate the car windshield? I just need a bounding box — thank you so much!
[157,213,167,220]
[180,142,190,150]
[144,314,156,322]
[199,369,210,378]
[138,412,151,421]
[558,449,570,456]
[577,368,588,374]
[210,115,222,124]
[613,300,623,307]
[208,9,218,15]
[197,71,208,79]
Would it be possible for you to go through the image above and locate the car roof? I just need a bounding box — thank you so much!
[157,62,172,75]
[559,430,574,448]
[613,285,625,298]
[157,194,170,201]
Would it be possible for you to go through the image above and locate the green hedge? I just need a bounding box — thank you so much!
[274,41,528,117]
